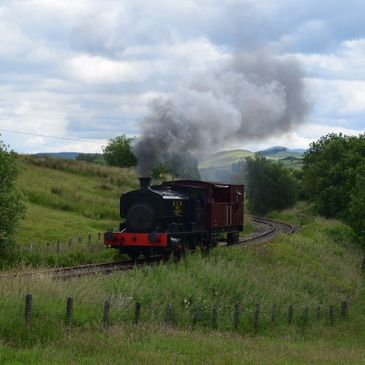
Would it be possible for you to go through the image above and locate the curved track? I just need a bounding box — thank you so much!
[239,216,296,246]
[0,217,296,280]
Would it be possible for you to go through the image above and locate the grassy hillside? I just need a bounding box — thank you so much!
[12,156,139,265]
[199,149,254,169]
[0,203,364,363]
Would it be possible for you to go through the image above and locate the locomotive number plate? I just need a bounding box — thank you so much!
[172,201,183,216]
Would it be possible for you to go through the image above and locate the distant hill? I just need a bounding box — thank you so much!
[199,149,254,169]
[257,146,288,156]
[33,152,80,160]
[257,146,306,158]
[199,149,254,181]
[199,147,304,181]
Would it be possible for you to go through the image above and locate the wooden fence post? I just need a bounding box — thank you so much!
[66,297,73,329]
[212,304,217,329]
[233,302,240,330]
[316,305,321,321]
[271,304,277,326]
[102,301,111,328]
[302,306,309,325]
[288,304,293,325]
[24,294,32,324]
[341,301,348,318]
[192,304,200,328]
[68,239,72,248]
[253,304,260,329]
[56,240,60,253]
[329,305,334,325]
[134,302,141,324]
[165,304,173,325]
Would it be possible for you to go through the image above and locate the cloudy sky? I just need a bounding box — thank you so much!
[0,0,364,154]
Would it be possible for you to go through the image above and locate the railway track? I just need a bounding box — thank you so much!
[0,255,165,280]
[239,216,296,246]
[0,217,295,280]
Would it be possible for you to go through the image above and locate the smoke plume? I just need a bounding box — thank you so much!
[134,51,309,177]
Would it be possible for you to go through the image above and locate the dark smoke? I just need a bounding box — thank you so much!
[134,51,309,177]
[163,152,200,179]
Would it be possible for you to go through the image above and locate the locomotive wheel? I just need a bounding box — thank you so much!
[143,249,151,260]
[128,251,139,261]
[163,251,172,262]
[227,232,239,246]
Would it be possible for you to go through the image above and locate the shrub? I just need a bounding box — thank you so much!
[0,139,25,258]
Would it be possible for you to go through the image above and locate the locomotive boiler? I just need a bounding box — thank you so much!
[104,177,244,259]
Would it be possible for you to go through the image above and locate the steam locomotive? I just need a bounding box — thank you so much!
[104,177,244,259]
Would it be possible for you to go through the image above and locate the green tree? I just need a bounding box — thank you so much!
[348,162,365,245]
[302,133,365,245]
[102,135,137,168]
[245,155,298,215]
[0,139,25,258]
[302,133,365,220]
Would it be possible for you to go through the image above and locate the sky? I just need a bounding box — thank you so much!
[0,0,365,154]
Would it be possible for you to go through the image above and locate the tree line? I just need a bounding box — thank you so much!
[243,133,365,247]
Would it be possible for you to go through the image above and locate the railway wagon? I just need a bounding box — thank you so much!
[104,177,244,259]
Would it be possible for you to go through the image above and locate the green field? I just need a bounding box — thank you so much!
[1,202,364,364]
[12,156,140,266]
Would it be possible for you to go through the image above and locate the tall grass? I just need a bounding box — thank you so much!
[14,156,139,247]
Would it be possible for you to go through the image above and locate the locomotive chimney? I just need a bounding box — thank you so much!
[139,177,151,190]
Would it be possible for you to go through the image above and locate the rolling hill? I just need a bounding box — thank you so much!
[199,147,304,181]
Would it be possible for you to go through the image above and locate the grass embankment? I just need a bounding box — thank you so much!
[13,156,138,266]
[0,203,364,364]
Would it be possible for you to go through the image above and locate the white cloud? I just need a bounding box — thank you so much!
[240,122,365,151]
[295,38,365,79]
[298,122,364,139]
[306,78,365,115]
[0,19,32,59]
[67,55,153,84]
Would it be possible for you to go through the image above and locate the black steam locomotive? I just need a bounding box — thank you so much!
[104,177,244,259]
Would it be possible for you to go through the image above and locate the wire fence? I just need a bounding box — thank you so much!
[16,294,350,333]
[18,232,109,256]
